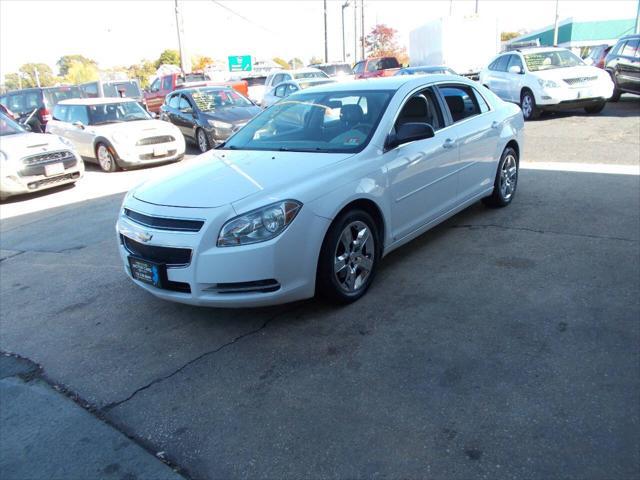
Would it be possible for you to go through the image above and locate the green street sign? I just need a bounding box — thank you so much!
[228,55,252,72]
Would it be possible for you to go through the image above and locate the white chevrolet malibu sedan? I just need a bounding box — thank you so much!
[46,98,185,172]
[117,75,523,307]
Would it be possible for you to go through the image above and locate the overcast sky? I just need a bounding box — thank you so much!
[1,0,638,78]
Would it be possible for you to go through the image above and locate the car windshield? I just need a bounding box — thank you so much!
[222,89,392,153]
[87,101,150,125]
[190,88,252,111]
[298,80,335,89]
[0,113,26,136]
[524,50,584,71]
[293,71,329,80]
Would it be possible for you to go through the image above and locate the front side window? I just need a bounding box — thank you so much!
[507,55,524,72]
[67,105,89,125]
[167,94,180,109]
[87,101,150,125]
[494,55,510,72]
[178,96,192,111]
[366,60,380,72]
[439,85,482,123]
[53,104,69,121]
[353,62,365,74]
[150,78,160,92]
[524,50,584,71]
[395,87,444,131]
[223,89,392,153]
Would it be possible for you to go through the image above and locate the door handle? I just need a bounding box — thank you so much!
[442,138,456,149]
[491,121,500,129]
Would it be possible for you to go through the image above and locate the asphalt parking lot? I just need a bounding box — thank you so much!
[1,97,639,479]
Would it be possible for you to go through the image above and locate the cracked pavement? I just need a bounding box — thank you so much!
[1,98,639,479]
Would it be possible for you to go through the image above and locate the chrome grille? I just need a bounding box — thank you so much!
[124,208,204,232]
[137,135,175,146]
[563,76,598,86]
[22,150,75,166]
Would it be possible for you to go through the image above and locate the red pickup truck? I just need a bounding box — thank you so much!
[144,72,249,113]
[353,57,401,79]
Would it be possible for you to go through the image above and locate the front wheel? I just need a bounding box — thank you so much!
[96,143,119,172]
[317,209,379,304]
[483,146,519,208]
[196,128,210,153]
[585,102,606,114]
[520,90,540,120]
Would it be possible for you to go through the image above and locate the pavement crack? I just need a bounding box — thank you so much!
[0,250,26,262]
[450,223,637,243]
[101,309,289,412]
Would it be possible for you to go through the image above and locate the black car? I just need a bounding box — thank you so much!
[160,87,261,152]
[604,34,640,101]
[395,65,458,76]
[0,85,83,132]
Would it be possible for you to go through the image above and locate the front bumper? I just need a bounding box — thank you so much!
[536,80,613,107]
[1,153,84,199]
[115,138,186,168]
[116,195,330,307]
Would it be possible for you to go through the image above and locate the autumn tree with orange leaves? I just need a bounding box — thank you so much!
[364,24,408,65]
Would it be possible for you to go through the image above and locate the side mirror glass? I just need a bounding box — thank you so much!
[386,122,435,151]
[508,65,524,74]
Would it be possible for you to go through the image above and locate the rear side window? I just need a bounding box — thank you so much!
[621,39,639,57]
[380,58,400,69]
[492,55,510,72]
[44,87,82,108]
[366,60,380,72]
[439,85,483,123]
[81,82,100,98]
[162,76,173,91]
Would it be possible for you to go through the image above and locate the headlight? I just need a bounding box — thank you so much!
[58,136,74,148]
[217,200,302,247]
[537,78,559,89]
[112,132,130,144]
[207,119,233,129]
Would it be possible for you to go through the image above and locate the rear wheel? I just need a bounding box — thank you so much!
[317,209,379,304]
[608,71,621,102]
[585,102,606,114]
[483,146,519,208]
[96,143,119,172]
[520,89,540,120]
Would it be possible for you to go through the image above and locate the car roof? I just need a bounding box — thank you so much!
[173,85,233,94]
[58,97,137,106]
[403,66,450,71]
[513,46,570,54]
[297,74,467,93]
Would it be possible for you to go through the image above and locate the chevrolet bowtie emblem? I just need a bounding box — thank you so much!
[136,232,153,243]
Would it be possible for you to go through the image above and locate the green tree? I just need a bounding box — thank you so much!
[288,58,304,69]
[501,31,520,42]
[128,60,157,89]
[272,57,290,70]
[18,63,58,87]
[56,54,97,76]
[192,55,213,71]
[64,60,99,84]
[3,73,22,90]
[155,49,181,69]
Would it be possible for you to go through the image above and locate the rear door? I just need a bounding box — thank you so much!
[437,84,500,202]
[618,38,640,93]
[484,55,510,100]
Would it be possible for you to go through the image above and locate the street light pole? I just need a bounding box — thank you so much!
[354,0,358,61]
[553,0,559,46]
[324,0,328,63]
[360,0,365,60]
[175,0,185,74]
[342,1,349,62]
[634,0,640,34]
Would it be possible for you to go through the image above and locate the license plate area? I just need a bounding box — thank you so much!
[44,162,65,176]
[128,256,166,288]
[153,146,168,156]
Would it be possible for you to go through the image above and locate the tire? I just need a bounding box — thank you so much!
[96,143,119,172]
[520,89,540,120]
[585,102,606,114]
[483,146,519,208]
[607,71,621,102]
[196,128,210,153]
[317,209,380,304]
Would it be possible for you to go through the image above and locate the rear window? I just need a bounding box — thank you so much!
[44,86,83,108]
[293,71,329,80]
[176,73,208,85]
[380,58,400,69]
[243,76,266,87]
[4,92,42,114]
[103,81,142,99]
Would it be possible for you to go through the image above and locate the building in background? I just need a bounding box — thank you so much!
[506,17,637,55]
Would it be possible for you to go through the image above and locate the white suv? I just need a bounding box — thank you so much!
[479,47,614,120]
[47,98,185,172]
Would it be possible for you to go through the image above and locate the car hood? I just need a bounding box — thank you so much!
[88,119,178,139]
[0,132,72,159]
[531,65,606,82]
[133,149,354,208]
[200,106,262,125]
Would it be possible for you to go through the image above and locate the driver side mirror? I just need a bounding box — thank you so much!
[508,65,524,74]
[385,122,435,151]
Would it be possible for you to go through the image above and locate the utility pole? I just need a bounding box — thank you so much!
[324,0,328,63]
[553,0,559,46]
[354,0,358,61]
[175,0,185,73]
[635,0,640,34]
[34,68,41,88]
[360,0,365,60]
[341,1,349,62]
[475,0,478,14]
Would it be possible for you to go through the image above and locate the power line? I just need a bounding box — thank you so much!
[210,0,278,36]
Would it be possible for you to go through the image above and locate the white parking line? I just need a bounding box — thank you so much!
[521,162,640,176]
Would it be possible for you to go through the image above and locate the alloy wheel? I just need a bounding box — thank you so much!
[521,94,532,119]
[500,154,518,201]
[198,130,208,153]
[333,221,375,293]
[97,145,114,172]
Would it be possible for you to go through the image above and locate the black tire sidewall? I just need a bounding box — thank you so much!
[521,90,538,120]
[317,209,380,304]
